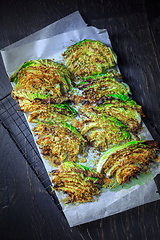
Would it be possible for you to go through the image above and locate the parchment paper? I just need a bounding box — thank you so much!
[1,11,160,227]
[2,11,87,51]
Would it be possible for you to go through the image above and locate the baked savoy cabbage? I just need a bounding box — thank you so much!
[9,39,160,203]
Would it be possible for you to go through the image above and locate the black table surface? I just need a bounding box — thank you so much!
[1,0,160,239]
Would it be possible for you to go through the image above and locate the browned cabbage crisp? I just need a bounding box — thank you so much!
[51,162,104,203]
[63,39,117,78]
[97,140,159,187]
[32,122,86,165]
[9,39,160,204]
[10,59,74,109]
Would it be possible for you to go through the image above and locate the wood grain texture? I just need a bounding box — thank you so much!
[1,0,160,239]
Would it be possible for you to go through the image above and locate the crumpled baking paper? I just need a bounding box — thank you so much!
[1,11,160,227]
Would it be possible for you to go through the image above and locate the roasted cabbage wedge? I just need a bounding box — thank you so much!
[78,105,132,150]
[75,74,131,104]
[95,94,145,131]
[10,59,74,105]
[97,140,159,186]
[24,99,77,123]
[63,39,117,77]
[32,122,87,166]
[51,162,104,203]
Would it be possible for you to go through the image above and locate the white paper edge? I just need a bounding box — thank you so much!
[1,11,87,51]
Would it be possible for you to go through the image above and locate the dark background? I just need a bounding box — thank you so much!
[1,0,160,239]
